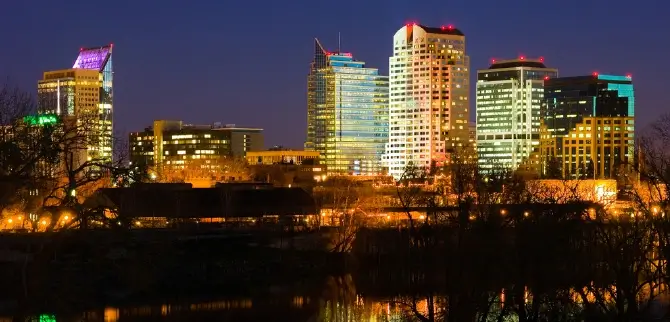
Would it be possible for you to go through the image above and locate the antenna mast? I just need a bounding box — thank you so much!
[338,32,341,52]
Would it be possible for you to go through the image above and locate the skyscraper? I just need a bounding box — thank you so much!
[540,74,635,179]
[37,45,114,163]
[306,39,389,176]
[384,24,470,179]
[476,58,557,174]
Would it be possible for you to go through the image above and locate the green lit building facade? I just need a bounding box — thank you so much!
[306,39,389,176]
[476,59,558,174]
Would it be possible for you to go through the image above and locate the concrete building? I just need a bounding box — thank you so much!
[475,58,557,175]
[245,149,320,165]
[384,24,470,179]
[129,120,263,182]
[37,45,114,163]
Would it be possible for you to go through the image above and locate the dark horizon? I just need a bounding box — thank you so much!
[1,0,667,149]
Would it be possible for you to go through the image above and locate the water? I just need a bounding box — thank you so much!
[8,275,420,322]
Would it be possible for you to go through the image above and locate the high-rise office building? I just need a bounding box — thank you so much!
[305,39,389,176]
[384,24,470,179]
[540,74,635,179]
[476,58,557,174]
[37,45,114,163]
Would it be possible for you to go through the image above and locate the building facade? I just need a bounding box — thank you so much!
[246,150,321,165]
[37,45,114,163]
[540,74,635,179]
[476,58,557,174]
[130,120,264,175]
[305,39,389,176]
[384,24,470,179]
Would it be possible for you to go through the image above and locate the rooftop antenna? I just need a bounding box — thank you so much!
[338,32,341,53]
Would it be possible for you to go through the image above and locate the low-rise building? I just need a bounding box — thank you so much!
[245,149,320,165]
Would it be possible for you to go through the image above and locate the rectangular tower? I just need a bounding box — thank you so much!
[385,24,470,179]
[38,45,114,163]
[306,39,389,176]
[476,58,557,175]
[540,74,634,179]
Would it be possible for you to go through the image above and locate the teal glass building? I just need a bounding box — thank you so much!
[543,74,634,137]
[306,39,389,176]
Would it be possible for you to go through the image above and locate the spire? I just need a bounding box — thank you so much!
[313,38,328,69]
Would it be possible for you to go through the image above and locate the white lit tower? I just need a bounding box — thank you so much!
[384,23,470,179]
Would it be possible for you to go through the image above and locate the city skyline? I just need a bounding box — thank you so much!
[1,0,667,148]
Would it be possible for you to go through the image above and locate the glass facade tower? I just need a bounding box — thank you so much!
[306,39,389,176]
[37,45,114,163]
[384,24,470,179]
[476,58,557,174]
[540,74,635,179]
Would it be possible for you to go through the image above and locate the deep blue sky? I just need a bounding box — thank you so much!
[0,0,667,148]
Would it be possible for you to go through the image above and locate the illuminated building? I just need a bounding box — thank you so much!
[245,150,320,165]
[305,39,389,176]
[130,120,263,180]
[384,24,470,179]
[540,74,635,179]
[37,45,114,163]
[476,58,557,175]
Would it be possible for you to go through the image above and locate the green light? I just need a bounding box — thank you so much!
[23,114,59,126]
[39,314,56,322]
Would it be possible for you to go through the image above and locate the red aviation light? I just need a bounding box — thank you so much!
[592,72,599,76]
[544,76,550,80]
[491,58,496,64]
[539,56,544,62]
[626,74,632,79]
[519,56,525,60]
[448,25,454,29]
[441,25,446,30]
[80,47,84,51]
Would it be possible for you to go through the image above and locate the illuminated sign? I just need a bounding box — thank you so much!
[23,114,59,126]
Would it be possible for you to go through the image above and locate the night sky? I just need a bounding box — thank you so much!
[1,0,667,148]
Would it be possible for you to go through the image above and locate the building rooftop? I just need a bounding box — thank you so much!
[416,24,465,36]
[487,58,547,69]
[73,45,113,71]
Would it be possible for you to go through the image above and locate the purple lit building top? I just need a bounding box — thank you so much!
[73,45,112,71]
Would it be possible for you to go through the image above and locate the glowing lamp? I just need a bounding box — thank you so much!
[519,56,525,60]
[491,58,496,63]
[539,57,544,62]
[441,25,446,30]
[448,25,454,29]
[80,47,84,51]
[592,72,599,76]
[626,74,632,78]
[544,76,549,80]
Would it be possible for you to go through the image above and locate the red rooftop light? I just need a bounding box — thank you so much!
[519,56,525,60]
[491,58,496,63]
[80,47,84,51]
[539,56,544,62]
[626,74,632,78]
[544,76,550,80]
[441,25,446,30]
[593,72,599,76]
[448,25,454,29]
